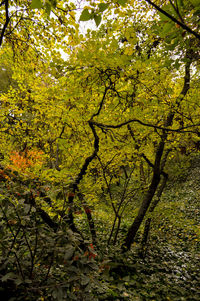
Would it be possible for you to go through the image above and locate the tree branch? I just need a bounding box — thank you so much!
[91,87,108,119]
[0,1,6,7]
[122,55,192,251]
[169,0,184,24]
[74,121,99,188]
[145,0,200,41]
[67,120,100,232]
[92,119,200,134]
[0,0,10,47]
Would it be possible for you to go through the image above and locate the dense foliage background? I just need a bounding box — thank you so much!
[0,0,199,300]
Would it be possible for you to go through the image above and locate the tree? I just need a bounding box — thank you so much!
[0,0,79,49]
[0,2,200,298]
[1,0,200,246]
[78,0,200,249]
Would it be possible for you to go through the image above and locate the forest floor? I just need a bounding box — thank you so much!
[100,154,200,301]
[0,155,199,301]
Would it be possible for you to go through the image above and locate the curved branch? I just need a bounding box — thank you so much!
[67,120,99,232]
[91,87,108,119]
[92,119,200,134]
[74,121,99,189]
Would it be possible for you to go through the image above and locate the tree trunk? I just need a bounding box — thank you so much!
[140,173,168,257]
[122,57,191,251]
[122,170,161,250]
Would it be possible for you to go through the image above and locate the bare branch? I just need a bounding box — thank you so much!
[91,87,108,119]
[74,121,99,188]
[92,119,200,134]
[67,120,100,233]
[169,0,184,24]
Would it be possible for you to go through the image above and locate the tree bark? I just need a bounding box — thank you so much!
[122,156,161,250]
[140,173,168,257]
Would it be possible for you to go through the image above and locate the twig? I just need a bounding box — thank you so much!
[0,0,10,47]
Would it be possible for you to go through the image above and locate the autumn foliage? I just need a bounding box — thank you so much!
[8,149,44,174]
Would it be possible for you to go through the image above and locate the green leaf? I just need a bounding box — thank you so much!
[81,275,90,286]
[98,3,109,12]
[174,60,181,69]
[118,0,128,7]
[159,22,174,37]
[177,0,184,6]
[94,14,102,27]
[194,8,200,16]
[159,12,171,22]
[45,3,51,16]
[50,0,57,8]
[64,246,75,260]
[1,272,15,282]
[30,0,43,9]
[15,278,23,286]
[190,0,200,7]
[79,9,92,21]
[24,204,31,214]
[158,4,173,21]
